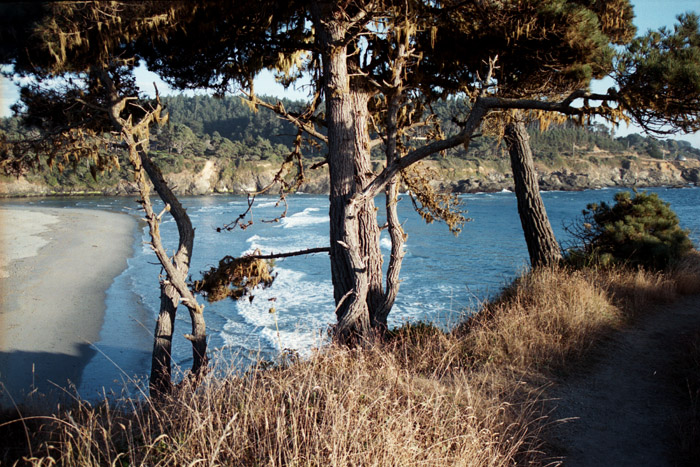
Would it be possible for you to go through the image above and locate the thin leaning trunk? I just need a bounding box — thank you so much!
[139,151,207,391]
[100,75,207,395]
[374,49,407,328]
[123,139,207,395]
[505,115,562,267]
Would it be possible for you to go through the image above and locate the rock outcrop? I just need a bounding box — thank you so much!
[2,154,699,197]
[443,157,700,193]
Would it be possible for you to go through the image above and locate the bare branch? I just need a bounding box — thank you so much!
[244,246,331,260]
[310,157,329,169]
[356,89,624,203]
[242,93,328,144]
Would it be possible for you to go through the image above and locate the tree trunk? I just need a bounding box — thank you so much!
[350,89,384,321]
[505,115,562,267]
[150,282,178,396]
[374,62,406,328]
[312,2,378,340]
[101,72,206,396]
[139,151,207,392]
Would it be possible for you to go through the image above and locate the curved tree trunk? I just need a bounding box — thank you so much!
[99,70,207,397]
[139,151,207,393]
[373,46,407,329]
[505,115,562,267]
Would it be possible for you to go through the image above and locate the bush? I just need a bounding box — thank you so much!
[567,191,693,269]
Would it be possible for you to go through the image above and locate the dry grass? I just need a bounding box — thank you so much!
[584,266,678,315]
[669,250,700,295]
[3,253,700,466]
[457,265,621,372]
[5,346,546,466]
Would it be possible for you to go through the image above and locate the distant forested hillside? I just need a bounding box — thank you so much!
[2,94,699,193]
[157,94,700,162]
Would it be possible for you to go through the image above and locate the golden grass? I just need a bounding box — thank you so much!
[7,346,545,466]
[3,252,700,466]
[458,265,621,372]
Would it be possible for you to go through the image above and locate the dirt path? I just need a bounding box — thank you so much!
[549,294,700,466]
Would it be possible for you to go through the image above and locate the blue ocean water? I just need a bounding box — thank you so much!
[6,187,700,397]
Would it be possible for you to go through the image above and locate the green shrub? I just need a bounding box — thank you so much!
[567,191,693,269]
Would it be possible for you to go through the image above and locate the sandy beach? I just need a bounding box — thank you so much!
[0,207,138,407]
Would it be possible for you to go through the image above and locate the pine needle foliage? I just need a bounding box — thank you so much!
[616,13,700,134]
[568,191,693,270]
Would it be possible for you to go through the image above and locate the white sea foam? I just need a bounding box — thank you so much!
[260,326,330,357]
[256,201,279,208]
[246,234,265,243]
[241,234,273,255]
[380,232,407,252]
[221,319,268,353]
[380,236,392,250]
[140,241,153,254]
[225,267,334,354]
[195,205,227,213]
[280,207,328,229]
[241,232,328,256]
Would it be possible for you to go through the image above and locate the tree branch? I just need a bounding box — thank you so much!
[243,94,328,144]
[244,246,331,260]
[356,89,623,203]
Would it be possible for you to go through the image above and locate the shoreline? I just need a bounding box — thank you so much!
[0,178,698,199]
[0,207,138,407]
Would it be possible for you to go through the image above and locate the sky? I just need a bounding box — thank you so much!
[1,0,699,146]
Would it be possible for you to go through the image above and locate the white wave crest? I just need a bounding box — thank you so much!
[246,234,265,243]
[280,207,328,229]
[380,237,392,250]
[224,267,334,354]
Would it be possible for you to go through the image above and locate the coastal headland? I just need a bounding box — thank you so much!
[1,152,699,197]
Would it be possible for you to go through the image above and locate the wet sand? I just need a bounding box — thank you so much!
[0,207,137,407]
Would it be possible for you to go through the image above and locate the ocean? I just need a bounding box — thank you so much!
[5,186,700,398]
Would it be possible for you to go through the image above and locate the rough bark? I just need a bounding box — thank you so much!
[374,55,407,328]
[139,150,207,391]
[312,2,372,340]
[350,89,384,321]
[150,283,178,397]
[505,115,562,267]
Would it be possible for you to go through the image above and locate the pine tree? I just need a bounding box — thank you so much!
[571,191,693,269]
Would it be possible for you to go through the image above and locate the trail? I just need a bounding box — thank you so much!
[549,294,700,466]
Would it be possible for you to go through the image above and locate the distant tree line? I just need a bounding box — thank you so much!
[160,95,700,162]
[3,94,698,187]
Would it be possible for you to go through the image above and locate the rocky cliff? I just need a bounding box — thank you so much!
[443,156,700,193]
[2,151,699,197]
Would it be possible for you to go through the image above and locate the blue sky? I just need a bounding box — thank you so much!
[1,0,699,145]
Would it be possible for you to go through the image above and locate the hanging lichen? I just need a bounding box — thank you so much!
[400,163,469,235]
[194,251,275,302]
